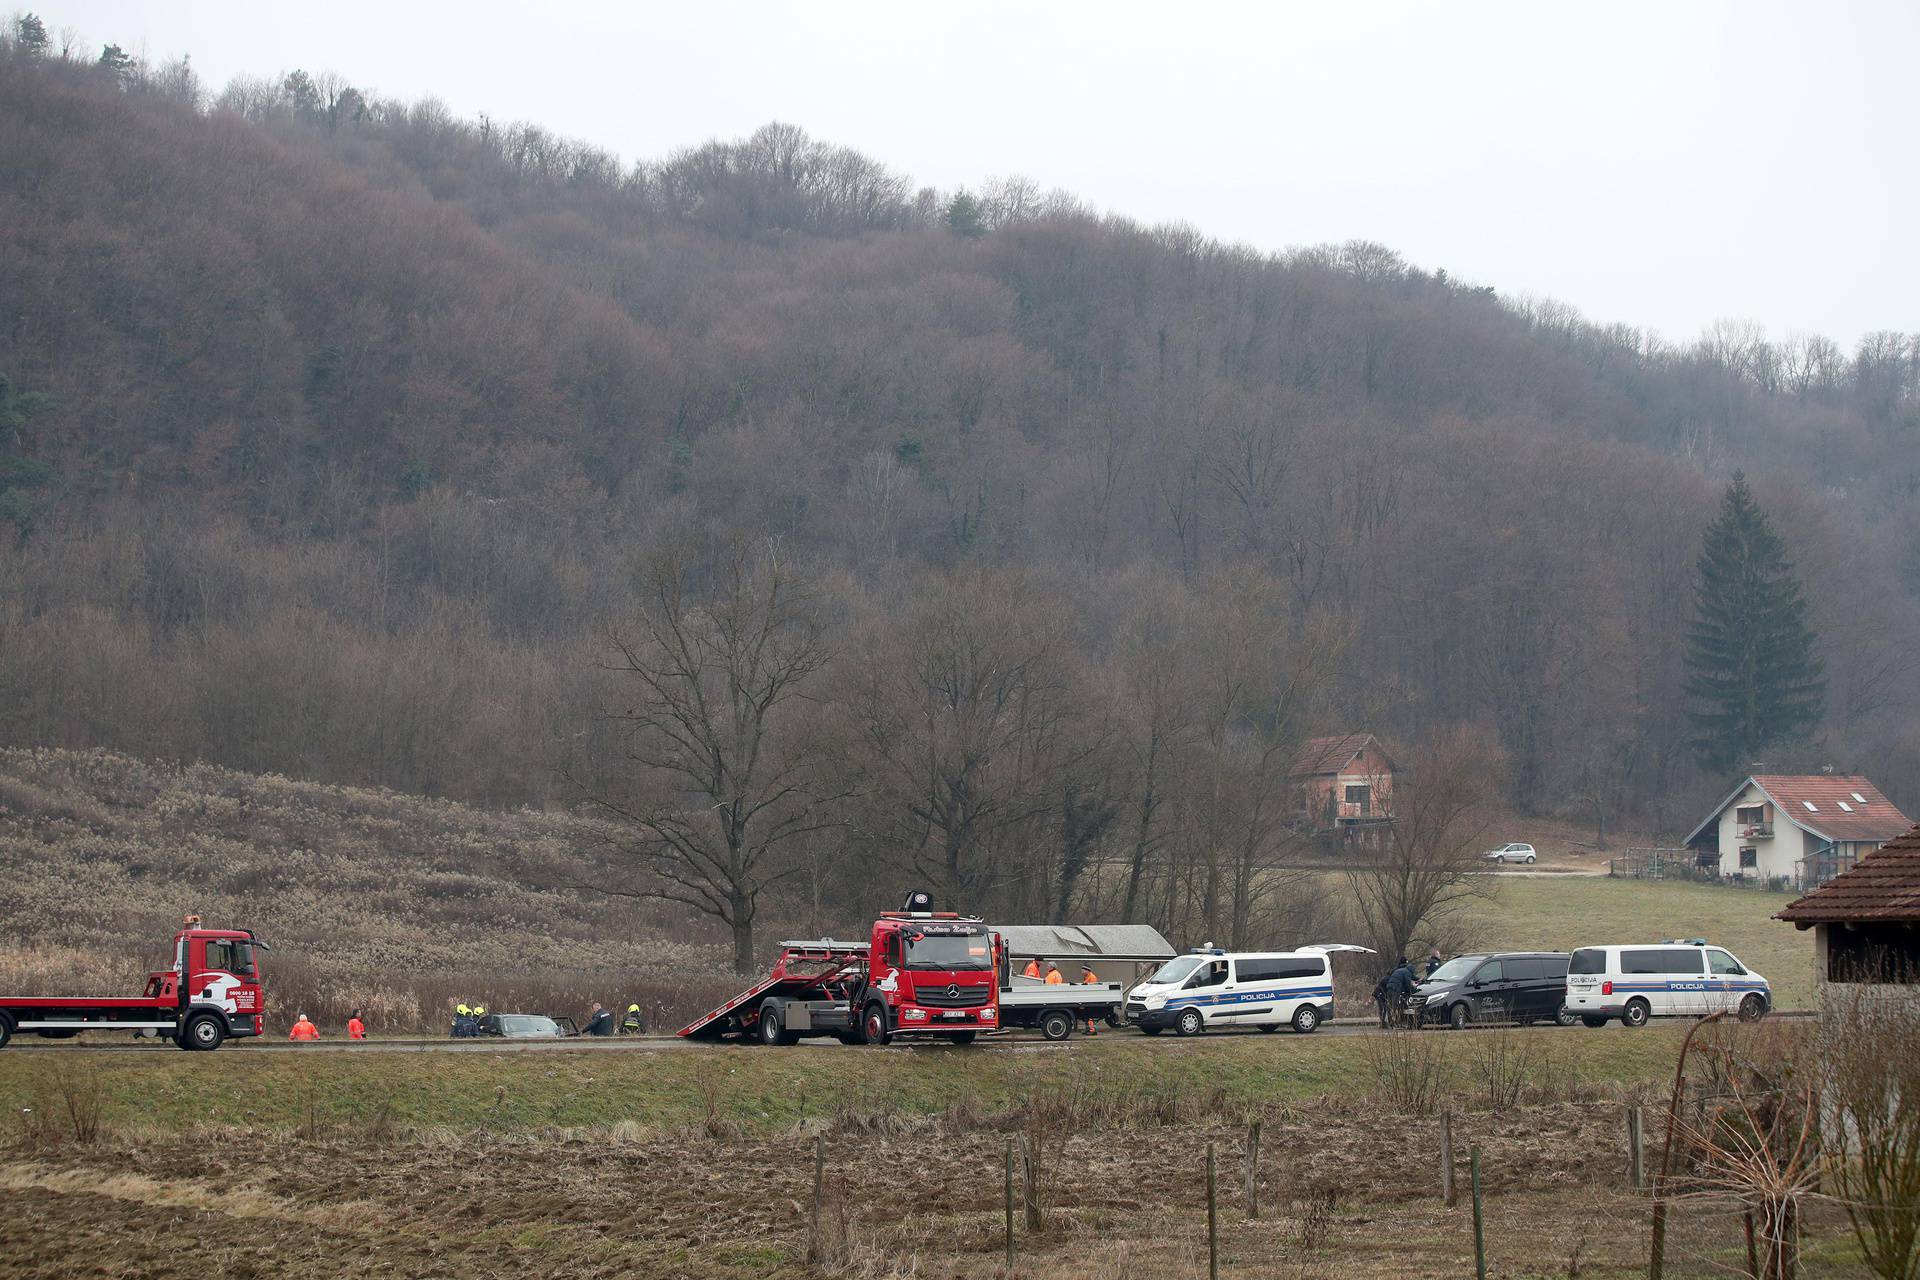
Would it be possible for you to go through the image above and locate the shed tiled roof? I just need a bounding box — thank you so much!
[1750,775,1911,843]
[1777,825,1920,924]
[1288,733,1389,778]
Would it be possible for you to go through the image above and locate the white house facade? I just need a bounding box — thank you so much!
[1685,774,1911,889]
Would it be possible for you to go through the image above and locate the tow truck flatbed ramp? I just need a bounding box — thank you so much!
[677,940,869,1040]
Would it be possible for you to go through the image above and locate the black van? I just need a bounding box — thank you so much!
[1411,952,1575,1029]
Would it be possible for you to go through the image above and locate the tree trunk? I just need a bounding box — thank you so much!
[731,889,755,975]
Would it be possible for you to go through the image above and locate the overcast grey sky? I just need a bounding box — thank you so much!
[32,1,1916,348]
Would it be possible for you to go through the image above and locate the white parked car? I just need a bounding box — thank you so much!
[1482,842,1537,864]
[1563,941,1770,1027]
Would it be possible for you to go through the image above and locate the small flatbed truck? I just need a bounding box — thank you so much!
[995,972,1125,1040]
[0,917,266,1052]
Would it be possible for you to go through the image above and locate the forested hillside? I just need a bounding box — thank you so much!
[2,36,1918,954]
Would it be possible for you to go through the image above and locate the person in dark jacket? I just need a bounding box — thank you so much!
[1425,948,1445,979]
[1384,958,1417,1028]
[620,1003,646,1035]
[581,1002,614,1036]
[1371,971,1392,1028]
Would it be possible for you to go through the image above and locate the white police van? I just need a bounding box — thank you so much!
[1125,944,1372,1037]
[1563,940,1771,1028]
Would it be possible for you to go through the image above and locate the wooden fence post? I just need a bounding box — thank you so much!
[1206,1140,1218,1280]
[1627,1105,1644,1189]
[1243,1120,1261,1219]
[1440,1109,1456,1207]
[1020,1133,1043,1231]
[807,1136,825,1262]
[1470,1144,1486,1280]
[1004,1137,1015,1278]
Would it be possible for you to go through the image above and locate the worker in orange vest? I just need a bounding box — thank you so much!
[1079,965,1101,1036]
[1024,956,1044,980]
[1044,962,1065,985]
[346,1009,367,1041]
[288,1013,319,1041]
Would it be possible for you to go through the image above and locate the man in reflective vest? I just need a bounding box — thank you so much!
[1024,956,1043,980]
[288,1013,319,1041]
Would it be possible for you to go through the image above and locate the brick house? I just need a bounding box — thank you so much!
[1289,733,1395,833]
[1683,774,1911,889]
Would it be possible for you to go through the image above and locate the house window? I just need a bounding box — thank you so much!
[1735,805,1765,826]
[1345,784,1370,812]
[1739,848,1758,870]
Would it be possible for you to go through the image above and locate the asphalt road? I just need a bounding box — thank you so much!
[6,1010,1812,1054]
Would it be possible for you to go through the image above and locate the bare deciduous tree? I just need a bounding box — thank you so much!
[1343,727,1505,963]
[579,542,844,973]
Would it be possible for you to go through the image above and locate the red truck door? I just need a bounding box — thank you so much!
[185,933,264,1027]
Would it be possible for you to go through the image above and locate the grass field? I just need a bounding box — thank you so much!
[1469,875,1811,1007]
[0,1027,1878,1280]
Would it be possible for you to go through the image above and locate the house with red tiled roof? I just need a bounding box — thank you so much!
[1776,825,1920,988]
[1288,733,1395,832]
[1684,774,1912,889]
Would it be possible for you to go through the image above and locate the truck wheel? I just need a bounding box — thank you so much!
[1040,1010,1074,1041]
[1104,1009,1124,1028]
[0,1014,12,1049]
[1292,1005,1320,1034]
[861,1002,891,1046]
[183,1014,226,1052]
[1621,998,1650,1028]
[756,1004,797,1047]
[1174,1008,1204,1037]
[1737,994,1766,1024]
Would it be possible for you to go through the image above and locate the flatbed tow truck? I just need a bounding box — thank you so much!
[679,894,1125,1045]
[0,916,266,1051]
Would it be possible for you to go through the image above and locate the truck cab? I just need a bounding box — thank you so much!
[859,907,999,1043]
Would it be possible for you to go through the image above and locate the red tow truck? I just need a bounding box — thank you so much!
[680,893,999,1045]
[0,917,266,1052]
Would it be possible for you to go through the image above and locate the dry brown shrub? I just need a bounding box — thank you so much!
[1472,1026,1538,1110]
[1361,1026,1447,1115]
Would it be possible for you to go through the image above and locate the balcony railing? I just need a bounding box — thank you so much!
[1740,823,1773,839]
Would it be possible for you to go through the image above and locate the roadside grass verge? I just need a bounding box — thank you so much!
[0,1028,1697,1140]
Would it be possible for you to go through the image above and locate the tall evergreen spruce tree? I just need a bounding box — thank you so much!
[1685,473,1825,772]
